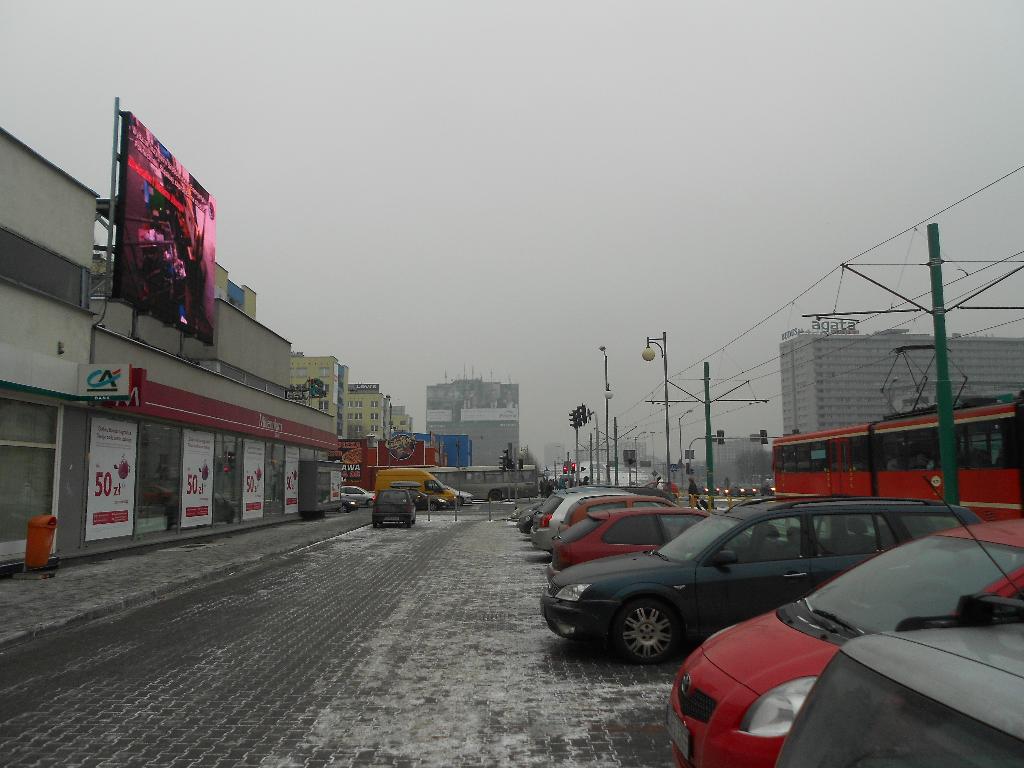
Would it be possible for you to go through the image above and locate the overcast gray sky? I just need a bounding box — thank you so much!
[4,1,1024,461]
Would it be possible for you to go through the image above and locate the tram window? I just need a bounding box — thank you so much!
[850,435,870,471]
[795,443,811,472]
[773,446,783,472]
[878,431,906,471]
[782,445,797,472]
[959,419,1014,469]
[903,428,938,470]
[876,428,937,471]
[809,442,828,472]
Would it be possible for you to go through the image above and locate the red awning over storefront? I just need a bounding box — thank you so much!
[105,377,336,449]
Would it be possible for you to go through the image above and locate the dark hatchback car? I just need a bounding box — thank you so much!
[372,489,416,528]
[541,497,979,664]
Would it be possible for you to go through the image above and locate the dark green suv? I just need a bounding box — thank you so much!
[541,497,979,664]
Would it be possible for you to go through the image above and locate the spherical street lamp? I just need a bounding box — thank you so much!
[642,332,672,489]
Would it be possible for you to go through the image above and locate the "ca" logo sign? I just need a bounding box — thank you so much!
[86,368,122,391]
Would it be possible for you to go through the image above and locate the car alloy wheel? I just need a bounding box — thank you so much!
[612,598,680,664]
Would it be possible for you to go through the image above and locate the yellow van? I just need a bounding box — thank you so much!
[374,468,457,510]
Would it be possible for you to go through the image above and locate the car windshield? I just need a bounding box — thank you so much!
[778,652,1024,767]
[807,535,1024,634]
[658,514,743,562]
[559,517,603,544]
[538,495,565,515]
[377,490,407,503]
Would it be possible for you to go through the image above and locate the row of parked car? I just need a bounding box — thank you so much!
[514,486,1024,766]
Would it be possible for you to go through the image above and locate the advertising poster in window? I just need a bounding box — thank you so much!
[330,470,342,502]
[284,445,299,514]
[113,112,216,344]
[242,440,265,520]
[180,429,214,528]
[85,418,138,541]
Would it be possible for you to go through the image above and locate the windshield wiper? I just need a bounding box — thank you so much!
[810,607,863,636]
[648,550,670,560]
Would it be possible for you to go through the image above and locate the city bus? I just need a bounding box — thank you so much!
[773,397,1023,521]
[429,465,538,501]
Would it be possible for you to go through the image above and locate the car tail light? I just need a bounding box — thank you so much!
[540,513,552,528]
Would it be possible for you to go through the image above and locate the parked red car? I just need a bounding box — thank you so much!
[548,507,706,580]
[666,519,1024,768]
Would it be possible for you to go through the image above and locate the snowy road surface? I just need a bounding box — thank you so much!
[0,518,676,767]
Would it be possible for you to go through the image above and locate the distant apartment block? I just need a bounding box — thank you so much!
[780,328,1024,434]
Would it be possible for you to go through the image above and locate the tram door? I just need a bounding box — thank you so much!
[829,439,856,495]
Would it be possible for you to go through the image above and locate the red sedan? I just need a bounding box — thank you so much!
[666,519,1024,768]
[547,507,706,580]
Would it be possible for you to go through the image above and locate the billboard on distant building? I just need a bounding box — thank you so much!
[460,407,519,421]
[113,112,216,344]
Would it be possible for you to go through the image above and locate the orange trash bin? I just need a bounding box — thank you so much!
[24,515,57,569]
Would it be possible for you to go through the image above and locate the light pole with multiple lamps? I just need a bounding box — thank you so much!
[642,332,673,489]
[599,346,613,485]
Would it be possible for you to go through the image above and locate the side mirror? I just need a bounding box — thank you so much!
[709,549,738,567]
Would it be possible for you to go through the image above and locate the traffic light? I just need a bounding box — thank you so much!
[760,429,769,445]
[501,448,511,470]
[716,429,725,445]
[562,462,569,474]
[571,462,577,473]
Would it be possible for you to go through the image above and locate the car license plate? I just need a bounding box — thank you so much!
[665,703,690,759]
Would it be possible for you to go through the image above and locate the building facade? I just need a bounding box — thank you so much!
[425,378,519,466]
[343,383,384,438]
[0,127,336,572]
[390,404,413,434]
[780,328,1024,434]
[289,353,339,418]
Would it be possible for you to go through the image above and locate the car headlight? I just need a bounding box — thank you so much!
[554,583,591,602]
[740,677,816,737]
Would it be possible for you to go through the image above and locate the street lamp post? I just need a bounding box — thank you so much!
[599,346,613,485]
[677,408,694,479]
[643,332,672,489]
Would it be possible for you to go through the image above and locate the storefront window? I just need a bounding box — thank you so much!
[136,423,182,535]
[0,399,57,549]
[264,442,285,515]
[213,433,240,524]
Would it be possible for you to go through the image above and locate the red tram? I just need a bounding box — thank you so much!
[773,399,1022,521]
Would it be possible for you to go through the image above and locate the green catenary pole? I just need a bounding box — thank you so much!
[704,361,715,505]
[927,223,960,504]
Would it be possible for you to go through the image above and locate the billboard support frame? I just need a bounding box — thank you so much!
[91,96,124,364]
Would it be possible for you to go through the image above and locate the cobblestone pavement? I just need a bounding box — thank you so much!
[0,513,678,767]
[0,510,373,649]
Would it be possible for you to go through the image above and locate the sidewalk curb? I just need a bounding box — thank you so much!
[0,517,370,652]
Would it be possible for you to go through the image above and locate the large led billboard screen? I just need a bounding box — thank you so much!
[113,113,216,343]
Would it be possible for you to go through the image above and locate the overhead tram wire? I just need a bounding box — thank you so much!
[664,162,1024,385]
[704,245,1024,394]
[615,166,1024,428]
[694,269,1024,424]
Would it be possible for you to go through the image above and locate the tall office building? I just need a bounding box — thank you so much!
[426,377,519,466]
[780,328,1024,434]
